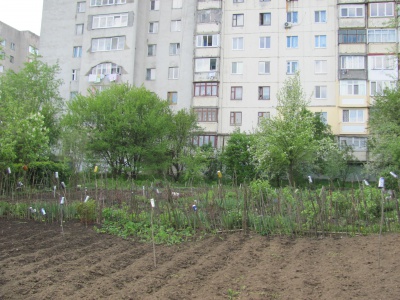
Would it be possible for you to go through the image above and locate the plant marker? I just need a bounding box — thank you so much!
[308,176,312,183]
[53,185,57,197]
[150,198,156,267]
[94,165,98,173]
[60,197,65,205]
[41,208,46,216]
[150,198,155,208]
[61,182,66,189]
[390,172,398,179]
[84,196,89,203]
[378,177,385,188]
[143,186,145,196]
[363,180,369,186]
[7,167,11,174]
[217,170,222,178]
[192,204,197,212]
[55,171,58,178]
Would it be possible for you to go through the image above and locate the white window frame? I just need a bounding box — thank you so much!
[150,0,160,10]
[286,36,298,48]
[287,11,298,24]
[168,67,179,79]
[91,63,121,75]
[148,44,156,56]
[196,34,220,47]
[90,0,126,7]
[77,2,86,13]
[91,37,125,52]
[314,60,327,74]
[232,37,244,50]
[342,110,364,123]
[172,0,182,9]
[195,58,218,72]
[149,22,159,33]
[73,46,82,58]
[146,68,156,80]
[259,13,271,26]
[370,2,394,17]
[315,35,327,48]
[169,43,180,55]
[72,69,78,81]
[76,24,84,35]
[259,36,271,49]
[370,81,395,96]
[340,80,366,96]
[258,112,270,124]
[232,14,244,27]
[258,86,270,100]
[315,86,327,99]
[258,61,270,74]
[92,13,129,29]
[371,55,395,70]
[340,56,365,69]
[339,136,367,150]
[340,5,364,18]
[230,112,242,126]
[315,10,326,23]
[231,62,243,74]
[287,61,298,74]
[170,20,182,32]
[367,29,396,43]
[231,86,243,100]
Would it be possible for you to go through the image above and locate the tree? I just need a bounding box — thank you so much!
[167,109,200,181]
[252,73,319,186]
[368,83,400,175]
[221,129,256,185]
[62,84,172,178]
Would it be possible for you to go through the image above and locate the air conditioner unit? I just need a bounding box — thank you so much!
[284,22,292,28]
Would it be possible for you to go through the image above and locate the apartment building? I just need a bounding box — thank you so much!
[0,21,40,74]
[39,0,400,162]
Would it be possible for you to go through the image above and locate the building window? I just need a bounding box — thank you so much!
[258,86,270,100]
[194,82,218,96]
[148,44,156,56]
[343,110,364,123]
[314,10,326,23]
[91,63,121,75]
[258,112,270,124]
[73,46,82,57]
[169,43,180,55]
[195,58,217,72]
[232,37,244,50]
[340,56,365,69]
[9,56,14,63]
[287,61,298,74]
[70,92,78,100]
[0,40,5,47]
[150,0,160,10]
[371,55,395,69]
[315,86,327,99]
[146,68,156,80]
[172,0,182,8]
[10,42,15,50]
[196,34,220,47]
[72,69,78,81]
[232,14,244,27]
[167,92,178,105]
[339,136,367,151]
[338,29,366,44]
[29,45,39,55]
[258,61,270,74]
[77,2,86,13]
[286,36,298,48]
[92,13,129,29]
[259,13,271,26]
[340,80,366,96]
[370,2,394,17]
[233,0,244,2]
[0,51,5,60]
[91,37,125,52]
[193,135,217,147]
[367,29,396,43]
[149,22,159,33]
[195,108,218,122]
[340,5,364,18]
[230,112,242,126]
[314,60,327,74]
[315,35,327,48]
[259,36,271,49]
[76,24,84,35]
[370,81,395,96]
[317,112,328,124]
[231,62,243,74]
[231,86,243,100]
[287,11,298,23]
[168,67,179,79]
[170,20,181,32]
[90,0,126,6]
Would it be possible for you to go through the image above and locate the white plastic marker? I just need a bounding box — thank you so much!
[61,182,66,189]
[41,208,46,215]
[60,197,65,205]
[378,177,385,188]
[150,198,155,208]
[150,198,156,267]
[363,180,369,186]
[7,167,11,174]
[390,172,398,179]
[55,171,58,178]
[53,185,57,197]
[143,186,145,196]
[84,196,90,203]
[308,176,313,183]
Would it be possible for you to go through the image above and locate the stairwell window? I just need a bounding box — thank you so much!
[146,68,156,80]
[232,62,243,74]
[169,43,180,55]
[149,22,159,33]
[170,20,181,32]
[232,14,244,27]
[315,86,327,99]
[150,0,159,10]
[168,67,179,79]
[73,46,82,58]
[148,44,156,56]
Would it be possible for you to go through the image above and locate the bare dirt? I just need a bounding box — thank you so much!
[1,219,400,300]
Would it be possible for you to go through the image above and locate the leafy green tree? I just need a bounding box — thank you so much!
[368,83,400,175]
[62,84,172,178]
[167,109,200,181]
[252,73,319,186]
[221,129,256,185]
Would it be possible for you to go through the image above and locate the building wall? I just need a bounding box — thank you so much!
[0,21,40,74]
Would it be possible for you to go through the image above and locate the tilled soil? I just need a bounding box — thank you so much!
[1,219,399,300]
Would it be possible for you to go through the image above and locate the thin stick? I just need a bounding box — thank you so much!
[151,207,157,268]
[378,189,385,268]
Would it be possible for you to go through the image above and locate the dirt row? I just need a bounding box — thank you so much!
[1,219,399,299]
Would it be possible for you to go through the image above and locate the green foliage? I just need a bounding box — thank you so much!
[368,83,400,175]
[76,200,97,223]
[221,129,256,185]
